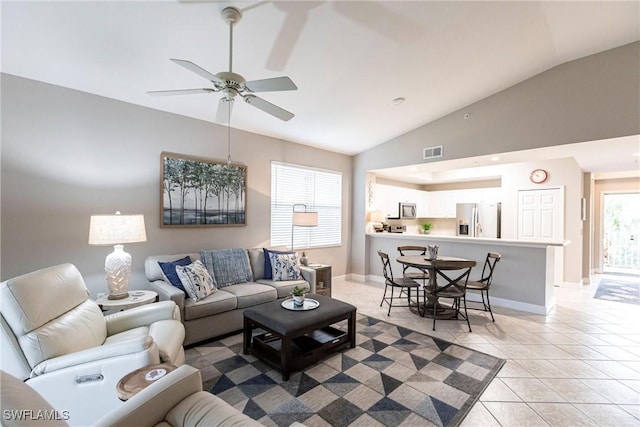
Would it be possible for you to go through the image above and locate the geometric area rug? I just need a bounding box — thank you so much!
[593,277,640,305]
[191,314,505,427]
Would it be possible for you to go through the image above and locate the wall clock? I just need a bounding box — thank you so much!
[530,168,548,184]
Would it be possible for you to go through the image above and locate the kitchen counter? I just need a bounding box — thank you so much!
[368,232,569,248]
[366,233,569,314]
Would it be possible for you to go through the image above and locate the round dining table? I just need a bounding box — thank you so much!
[396,255,477,319]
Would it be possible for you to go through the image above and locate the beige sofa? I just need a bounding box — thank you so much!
[145,249,316,345]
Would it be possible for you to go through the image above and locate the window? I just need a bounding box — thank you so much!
[271,162,342,249]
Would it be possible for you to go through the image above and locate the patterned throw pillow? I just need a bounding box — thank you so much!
[263,248,295,280]
[175,260,217,301]
[269,252,303,281]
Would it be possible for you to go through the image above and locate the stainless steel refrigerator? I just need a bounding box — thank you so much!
[456,202,501,238]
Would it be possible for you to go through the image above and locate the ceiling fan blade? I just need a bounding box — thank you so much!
[170,59,224,85]
[244,76,298,92]
[216,97,234,124]
[243,95,294,121]
[147,88,214,96]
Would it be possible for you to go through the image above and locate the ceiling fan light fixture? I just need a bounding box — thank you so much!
[147,5,297,122]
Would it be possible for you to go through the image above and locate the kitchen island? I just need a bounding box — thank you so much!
[366,232,569,314]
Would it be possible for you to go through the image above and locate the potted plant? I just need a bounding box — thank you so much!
[292,286,306,307]
[421,222,433,234]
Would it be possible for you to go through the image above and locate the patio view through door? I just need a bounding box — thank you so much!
[602,192,640,275]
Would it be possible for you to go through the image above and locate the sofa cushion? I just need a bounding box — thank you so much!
[257,279,310,299]
[269,252,303,281]
[176,261,217,302]
[222,283,277,309]
[200,249,253,288]
[183,290,237,321]
[247,248,265,280]
[158,256,192,293]
[262,248,295,280]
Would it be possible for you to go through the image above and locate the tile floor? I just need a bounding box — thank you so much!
[331,274,640,426]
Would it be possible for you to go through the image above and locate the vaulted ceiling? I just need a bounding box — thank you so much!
[2,1,639,173]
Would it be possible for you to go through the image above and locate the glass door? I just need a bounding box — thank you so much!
[603,192,640,274]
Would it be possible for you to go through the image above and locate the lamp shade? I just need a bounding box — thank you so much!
[292,211,318,227]
[88,213,147,245]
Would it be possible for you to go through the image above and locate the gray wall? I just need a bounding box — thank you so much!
[1,74,352,296]
[352,42,640,278]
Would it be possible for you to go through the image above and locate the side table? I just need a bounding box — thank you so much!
[95,290,158,312]
[306,264,332,297]
[116,363,177,401]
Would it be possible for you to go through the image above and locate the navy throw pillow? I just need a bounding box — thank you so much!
[263,248,295,280]
[158,256,192,293]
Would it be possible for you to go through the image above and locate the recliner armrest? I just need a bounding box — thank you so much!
[105,301,180,336]
[92,365,202,427]
[31,336,154,377]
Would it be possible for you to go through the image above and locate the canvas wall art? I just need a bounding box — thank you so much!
[161,152,246,227]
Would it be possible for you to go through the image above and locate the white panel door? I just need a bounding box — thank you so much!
[518,188,563,241]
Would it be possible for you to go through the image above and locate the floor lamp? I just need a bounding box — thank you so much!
[291,204,318,251]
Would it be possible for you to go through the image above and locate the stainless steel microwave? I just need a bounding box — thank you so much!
[399,202,417,219]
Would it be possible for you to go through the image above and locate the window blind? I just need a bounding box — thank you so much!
[271,162,342,249]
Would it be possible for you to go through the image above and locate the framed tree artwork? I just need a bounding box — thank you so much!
[161,152,246,227]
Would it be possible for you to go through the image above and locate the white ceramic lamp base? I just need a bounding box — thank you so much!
[105,244,132,300]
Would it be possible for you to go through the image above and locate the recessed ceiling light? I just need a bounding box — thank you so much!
[392,97,405,106]
[491,156,500,161]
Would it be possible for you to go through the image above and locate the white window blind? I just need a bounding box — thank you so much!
[271,162,342,249]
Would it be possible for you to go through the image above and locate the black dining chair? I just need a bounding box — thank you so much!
[378,250,421,316]
[426,259,475,332]
[466,252,501,322]
[397,246,430,286]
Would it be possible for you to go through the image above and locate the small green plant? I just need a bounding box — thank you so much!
[292,286,306,297]
[422,222,433,232]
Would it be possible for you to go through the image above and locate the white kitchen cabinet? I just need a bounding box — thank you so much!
[375,184,428,218]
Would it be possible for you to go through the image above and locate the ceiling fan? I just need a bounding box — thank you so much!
[148,6,297,122]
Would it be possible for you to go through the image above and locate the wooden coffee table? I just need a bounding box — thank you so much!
[243,294,356,380]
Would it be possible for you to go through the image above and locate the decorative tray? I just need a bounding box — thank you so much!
[281,298,320,311]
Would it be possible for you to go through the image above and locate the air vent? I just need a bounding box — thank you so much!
[423,145,443,160]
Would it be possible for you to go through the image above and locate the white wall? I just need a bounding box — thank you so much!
[1,74,353,296]
[499,158,583,283]
[352,42,639,280]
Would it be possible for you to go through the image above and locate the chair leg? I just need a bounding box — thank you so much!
[432,298,437,331]
[463,295,472,332]
[388,286,394,316]
[380,284,388,307]
[484,290,495,322]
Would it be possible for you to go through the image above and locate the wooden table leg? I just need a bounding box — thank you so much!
[243,317,252,355]
[348,311,356,348]
[281,335,291,381]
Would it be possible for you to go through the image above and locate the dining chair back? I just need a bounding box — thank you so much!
[397,246,430,284]
[377,250,421,316]
[466,252,501,321]
[428,259,476,332]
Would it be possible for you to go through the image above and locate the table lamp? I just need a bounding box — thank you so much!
[291,204,318,251]
[88,211,147,300]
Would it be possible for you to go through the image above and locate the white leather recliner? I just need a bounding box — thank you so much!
[1,365,266,427]
[0,263,186,426]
